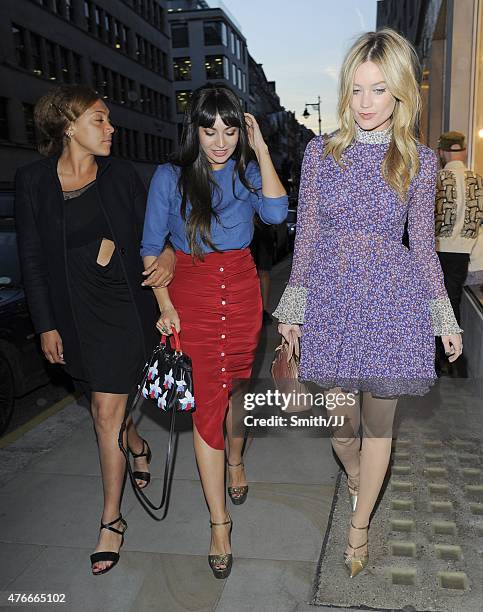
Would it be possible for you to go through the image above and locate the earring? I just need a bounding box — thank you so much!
[66,130,73,139]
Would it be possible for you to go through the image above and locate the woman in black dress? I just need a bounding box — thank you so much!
[15,85,175,575]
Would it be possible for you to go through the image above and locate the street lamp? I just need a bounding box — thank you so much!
[302,96,322,135]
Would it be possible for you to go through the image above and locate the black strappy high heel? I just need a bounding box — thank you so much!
[129,438,152,489]
[90,515,127,575]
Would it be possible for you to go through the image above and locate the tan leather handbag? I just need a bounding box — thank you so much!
[270,332,310,413]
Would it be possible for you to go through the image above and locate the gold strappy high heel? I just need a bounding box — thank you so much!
[208,514,233,579]
[227,461,249,505]
[343,520,369,578]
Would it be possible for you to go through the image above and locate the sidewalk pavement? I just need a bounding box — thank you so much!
[0,256,353,612]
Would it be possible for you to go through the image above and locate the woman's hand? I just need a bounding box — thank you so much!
[245,113,268,159]
[156,307,180,335]
[40,330,66,364]
[441,334,463,362]
[278,323,301,343]
[142,248,176,288]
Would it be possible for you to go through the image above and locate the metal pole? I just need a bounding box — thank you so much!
[317,96,321,135]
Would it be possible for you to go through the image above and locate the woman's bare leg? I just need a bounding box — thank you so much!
[193,423,231,567]
[125,414,150,487]
[90,392,128,573]
[226,398,247,490]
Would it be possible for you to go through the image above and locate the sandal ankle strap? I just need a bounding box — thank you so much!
[348,539,368,550]
[210,514,232,527]
[130,439,149,458]
[100,515,126,535]
[227,461,244,468]
[350,520,368,530]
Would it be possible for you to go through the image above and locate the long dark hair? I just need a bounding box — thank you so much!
[173,83,255,259]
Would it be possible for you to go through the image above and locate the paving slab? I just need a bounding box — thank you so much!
[243,436,339,485]
[0,473,138,548]
[123,479,333,563]
[0,542,45,590]
[214,558,316,612]
[3,546,226,612]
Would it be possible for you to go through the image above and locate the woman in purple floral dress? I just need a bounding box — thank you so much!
[274,29,463,578]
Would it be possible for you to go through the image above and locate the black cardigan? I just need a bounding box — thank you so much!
[14,152,158,381]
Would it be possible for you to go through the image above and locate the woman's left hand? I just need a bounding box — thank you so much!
[156,306,180,335]
[245,113,268,158]
[142,248,176,287]
[441,334,463,362]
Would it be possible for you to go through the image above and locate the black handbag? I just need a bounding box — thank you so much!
[118,327,195,519]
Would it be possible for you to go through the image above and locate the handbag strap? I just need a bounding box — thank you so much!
[278,331,299,362]
[118,393,178,520]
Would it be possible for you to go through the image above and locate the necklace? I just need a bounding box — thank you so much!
[355,123,392,144]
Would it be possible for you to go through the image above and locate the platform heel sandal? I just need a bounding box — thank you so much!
[90,515,127,576]
[208,514,233,579]
[227,461,249,505]
[129,438,152,489]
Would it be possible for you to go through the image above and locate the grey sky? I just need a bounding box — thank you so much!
[221,0,378,134]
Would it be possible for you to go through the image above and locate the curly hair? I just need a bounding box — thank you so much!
[34,85,100,156]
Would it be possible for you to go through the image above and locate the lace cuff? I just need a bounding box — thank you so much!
[429,297,463,335]
[272,285,307,324]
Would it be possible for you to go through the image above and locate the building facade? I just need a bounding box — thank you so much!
[167,0,249,139]
[0,0,176,184]
[377,0,483,175]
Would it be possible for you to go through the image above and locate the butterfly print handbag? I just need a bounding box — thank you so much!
[118,327,195,518]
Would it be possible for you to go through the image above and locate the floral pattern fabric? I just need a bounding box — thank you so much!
[274,132,462,397]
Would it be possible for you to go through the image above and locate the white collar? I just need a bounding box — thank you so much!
[355,123,392,144]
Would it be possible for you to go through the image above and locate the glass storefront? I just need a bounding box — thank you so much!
[473,1,483,175]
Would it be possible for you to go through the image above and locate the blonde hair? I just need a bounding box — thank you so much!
[325,28,422,199]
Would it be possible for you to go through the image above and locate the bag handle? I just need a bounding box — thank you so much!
[160,325,181,353]
[118,396,177,520]
[275,331,300,362]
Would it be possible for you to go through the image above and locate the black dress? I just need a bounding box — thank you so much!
[63,181,145,393]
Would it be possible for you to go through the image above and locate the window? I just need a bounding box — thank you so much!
[0,98,9,140]
[59,47,69,81]
[176,90,190,114]
[230,31,235,54]
[12,25,26,68]
[236,38,241,60]
[65,0,72,20]
[242,72,247,93]
[171,23,189,48]
[121,25,128,51]
[205,55,225,80]
[237,67,242,90]
[95,6,101,36]
[136,35,145,63]
[23,103,36,145]
[232,63,236,86]
[84,0,90,19]
[223,57,230,80]
[204,21,227,46]
[72,53,82,83]
[46,41,57,80]
[30,33,43,76]
[173,57,191,81]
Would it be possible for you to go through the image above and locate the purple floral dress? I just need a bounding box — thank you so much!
[273,127,462,397]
